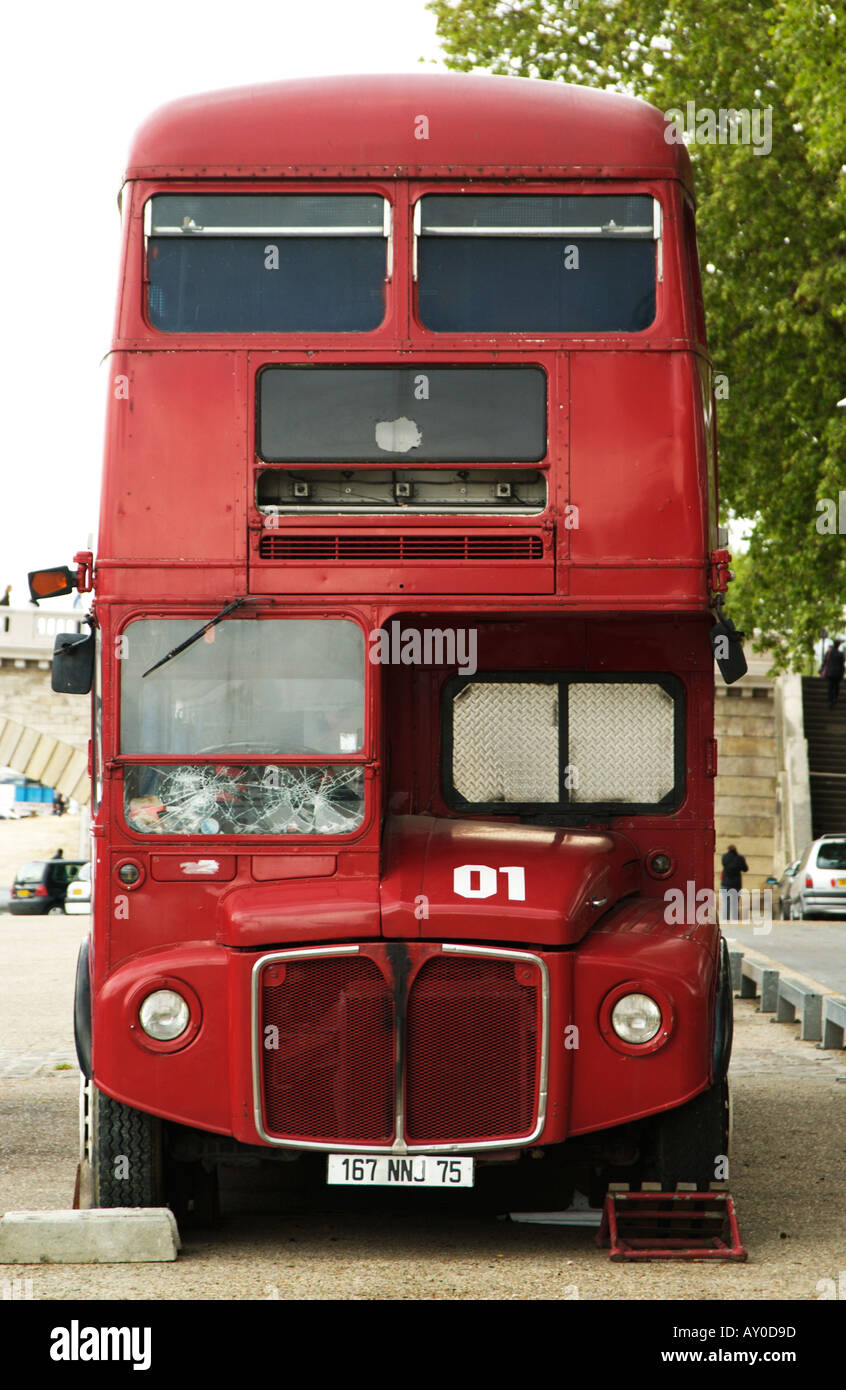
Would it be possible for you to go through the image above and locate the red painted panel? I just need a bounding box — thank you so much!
[251,855,336,882]
[93,944,232,1134]
[380,815,641,945]
[568,902,718,1134]
[220,876,382,946]
[151,855,236,882]
[98,352,247,565]
[569,353,705,572]
[126,75,692,186]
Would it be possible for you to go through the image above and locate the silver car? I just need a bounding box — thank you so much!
[786,836,846,920]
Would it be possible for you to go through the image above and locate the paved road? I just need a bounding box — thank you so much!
[1,916,845,1300]
[723,921,846,995]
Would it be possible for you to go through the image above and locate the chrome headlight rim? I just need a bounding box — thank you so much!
[139,988,190,1041]
[125,975,202,1054]
[599,980,674,1056]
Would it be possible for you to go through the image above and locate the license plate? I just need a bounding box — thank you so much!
[327,1155,474,1187]
[838,879,846,887]
[16,889,31,897]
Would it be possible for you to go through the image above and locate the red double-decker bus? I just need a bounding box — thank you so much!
[34,73,743,1216]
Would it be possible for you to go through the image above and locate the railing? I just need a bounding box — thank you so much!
[0,607,86,661]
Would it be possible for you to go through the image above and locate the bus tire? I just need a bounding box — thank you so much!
[90,1085,163,1208]
[652,1078,730,1192]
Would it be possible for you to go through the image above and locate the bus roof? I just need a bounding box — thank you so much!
[125,72,693,189]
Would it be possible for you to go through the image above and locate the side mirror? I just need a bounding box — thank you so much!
[29,566,77,602]
[765,877,778,885]
[710,612,748,685]
[52,630,94,694]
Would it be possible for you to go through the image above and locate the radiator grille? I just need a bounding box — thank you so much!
[260,956,394,1144]
[405,956,540,1144]
[258,533,544,562]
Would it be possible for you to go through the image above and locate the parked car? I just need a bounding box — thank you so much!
[9,859,87,915]
[63,862,91,915]
[766,860,800,919]
[784,836,846,920]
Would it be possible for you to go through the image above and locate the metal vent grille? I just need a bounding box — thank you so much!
[405,955,540,1144]
[257,533,544,562]
[260,956,394,1144]
[568,682,675,802]
[452,682,559,802]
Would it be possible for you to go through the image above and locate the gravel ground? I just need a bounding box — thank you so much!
[1,913,844,1301]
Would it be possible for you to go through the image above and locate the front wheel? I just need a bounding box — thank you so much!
[652,1079,730,1192]
[90,1084,163,1207]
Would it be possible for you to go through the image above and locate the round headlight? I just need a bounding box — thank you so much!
[118,863,141,885]
[611,992,662,1044]
[139,989,190,1041]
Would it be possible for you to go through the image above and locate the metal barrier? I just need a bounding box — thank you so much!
[733,948,843,1049]
[821,996,846,1051]
[775,977,822,1042]
[737,955,779,1013]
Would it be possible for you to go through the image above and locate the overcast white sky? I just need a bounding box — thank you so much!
[0,0,444,607]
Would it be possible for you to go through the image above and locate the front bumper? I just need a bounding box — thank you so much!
[798,892,846,916]
[91,924,717,1151]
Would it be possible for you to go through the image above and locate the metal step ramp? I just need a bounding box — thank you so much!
[597,1191,747,1261]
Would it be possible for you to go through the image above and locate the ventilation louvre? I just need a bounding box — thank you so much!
[257,533,545,562]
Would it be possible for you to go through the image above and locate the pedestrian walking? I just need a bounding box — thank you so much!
[820,638,844,708]
[720,843,748,922]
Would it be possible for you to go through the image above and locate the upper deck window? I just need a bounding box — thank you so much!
[416,194,658,333]
[145,194,390,333]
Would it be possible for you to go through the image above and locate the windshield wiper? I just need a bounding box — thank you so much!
[142,598,247,678]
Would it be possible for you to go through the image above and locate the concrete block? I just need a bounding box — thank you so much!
[775,977,822,1042]
[718,736,779,758]
[728,949,743,992]
[715,815,775,840]
[714,775,777,799]
[739,959,779,1012]
[0,1209,181,1264]
[717,756,778,778]
[715,794,776,818]
[715,836,778,858]
[717,716,776,738]
[821,996,846,1051]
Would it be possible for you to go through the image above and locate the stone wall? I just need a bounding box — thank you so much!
[0,666,89,750]
[714,666,777,892]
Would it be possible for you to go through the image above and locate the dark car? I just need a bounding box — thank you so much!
[9,859,87,915]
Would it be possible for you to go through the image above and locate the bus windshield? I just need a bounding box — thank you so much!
[121,618,365,755]
[119,618,366,837]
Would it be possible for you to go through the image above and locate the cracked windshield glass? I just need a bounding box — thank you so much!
[119,618,365,835]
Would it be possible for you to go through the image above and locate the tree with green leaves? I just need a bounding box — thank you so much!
[427,0,846,669]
